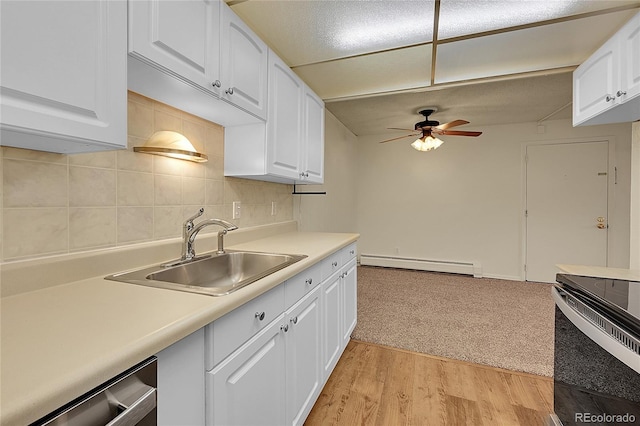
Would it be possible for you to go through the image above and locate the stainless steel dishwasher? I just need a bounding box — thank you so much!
[30,357,157,426]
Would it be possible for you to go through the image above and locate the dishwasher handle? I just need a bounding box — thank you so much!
[106,387,156,426]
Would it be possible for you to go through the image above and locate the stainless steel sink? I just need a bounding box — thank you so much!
[106,250,307,296]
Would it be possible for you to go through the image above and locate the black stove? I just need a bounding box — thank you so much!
[556,274,640,337]
[552,274,640,425]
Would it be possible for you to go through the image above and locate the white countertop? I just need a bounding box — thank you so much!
[557,264,640,281]
[1,229,358,425]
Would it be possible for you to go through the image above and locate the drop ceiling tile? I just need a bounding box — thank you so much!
[438,0,640,39]
[434,10,637,84]
[293,45,432,100]
[231,0,435,66]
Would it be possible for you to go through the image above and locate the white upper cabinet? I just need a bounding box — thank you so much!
[574,11,640,126]
[220,2,268,120]
[128,0,220,95]
[128,0,264,126]
[267,53,304,180]
[302,88,325,183]
[618,12,640,108]
[0,0,127,153]
[225,50,325,185]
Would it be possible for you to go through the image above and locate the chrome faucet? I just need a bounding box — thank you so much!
[180,208,238,261]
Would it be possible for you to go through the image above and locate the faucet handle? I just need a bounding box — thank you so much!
[187,207,205,222]
[184,208,205,232]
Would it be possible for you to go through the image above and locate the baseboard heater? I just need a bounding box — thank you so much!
[359,254,483,278]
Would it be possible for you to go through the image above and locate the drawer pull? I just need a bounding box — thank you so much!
[255,311,265,321]
[332,261,338,267]
[350,250,355,255]
[281,324,289,332]
[305,278,313,285]
[290,316,298,325]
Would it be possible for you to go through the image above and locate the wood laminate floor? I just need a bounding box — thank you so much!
[306,340,554,426]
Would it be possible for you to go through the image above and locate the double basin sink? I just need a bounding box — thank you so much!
[106,250,307,296]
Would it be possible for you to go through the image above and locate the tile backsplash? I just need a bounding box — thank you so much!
[0,91,293,261]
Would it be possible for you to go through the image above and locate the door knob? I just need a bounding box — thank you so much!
[596,217,607,229]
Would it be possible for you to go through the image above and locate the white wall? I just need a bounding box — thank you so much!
[294,111,358,232]
[355,119,632,280]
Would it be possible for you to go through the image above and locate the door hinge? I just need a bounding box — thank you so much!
[525,210,528,217]
[524,264,527,272]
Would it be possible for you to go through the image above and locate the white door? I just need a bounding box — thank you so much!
[525,141,609,283]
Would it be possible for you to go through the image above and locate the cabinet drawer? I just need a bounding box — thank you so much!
[341,243,357,264]
[321,251,342,281]
[206,284,284,370]
[284,262,322,308]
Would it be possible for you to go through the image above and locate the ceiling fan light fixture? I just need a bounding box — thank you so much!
[411,135,444,152]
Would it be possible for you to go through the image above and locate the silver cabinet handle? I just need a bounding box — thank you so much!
[332,261,338,267]
[255,311,265,321]
[605,94,616,102]
[226,87,234,95]
[350,250,355,255]
[290,316,298,325]
[281,324,289,332]
[305,278,313,285]
[212,80,221,88]
[106,388,156,426]
[617,90,627,97]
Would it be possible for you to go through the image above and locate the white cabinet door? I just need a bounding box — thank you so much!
[285,286,322,426]
[573,11,640,126]
[573,37,618,126]
[0,0,127,153]
[322,270,342,380]
[208,315,287,426]
[301,87,325,184]
[156,329,205,426]
[268,53,304,180]
[619,12,640,104]
[341,259,358,347]
[220,3,268,120]
[128,0,220,95]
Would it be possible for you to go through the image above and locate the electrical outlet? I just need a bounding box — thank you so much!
[271,201,277,216]
[233,201,241,219]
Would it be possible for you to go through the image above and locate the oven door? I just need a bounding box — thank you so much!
[552,287,640,425]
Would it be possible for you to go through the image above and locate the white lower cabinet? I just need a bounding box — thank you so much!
[285,285,322,425]
[201,242,357,426]
[156,328,206,426]
[342,258,358,346]
[322,270,342,379]
[207,315,287,426]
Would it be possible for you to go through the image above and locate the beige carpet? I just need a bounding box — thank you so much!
[352,266,555,377]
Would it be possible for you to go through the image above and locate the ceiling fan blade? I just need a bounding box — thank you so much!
[435,119,470,131]
[387,127,417,131]
[433,129,483,137]
[379,134,419,143]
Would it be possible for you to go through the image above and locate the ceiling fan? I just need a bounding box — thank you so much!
[380,108,482,151]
